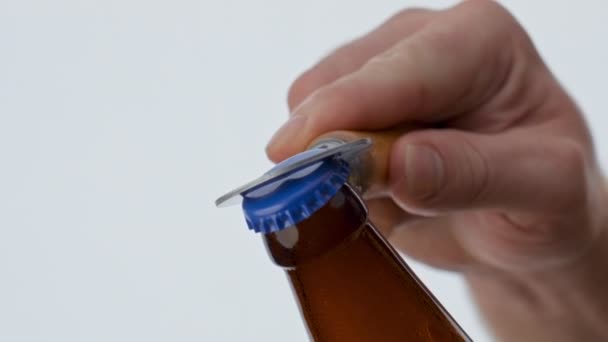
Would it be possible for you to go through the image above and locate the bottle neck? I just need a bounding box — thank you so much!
[262,184,367,268]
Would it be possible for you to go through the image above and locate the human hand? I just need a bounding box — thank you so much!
[266,1,608,341]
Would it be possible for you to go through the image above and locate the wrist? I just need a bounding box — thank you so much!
[466,210,608,341]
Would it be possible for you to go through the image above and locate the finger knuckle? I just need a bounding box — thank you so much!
[461,135,491,206]
[314,79,354,105]
[391,7,432,23]
[465,0,511,20]
[287,68,328,110]
[458,0,521,38]
[363,49,429,115]
[552,140,589,210]
[304,80,361,128]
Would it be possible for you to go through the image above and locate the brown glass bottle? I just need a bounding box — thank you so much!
[263,183,470,342]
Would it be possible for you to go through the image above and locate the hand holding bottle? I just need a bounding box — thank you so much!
[266,1,608,340]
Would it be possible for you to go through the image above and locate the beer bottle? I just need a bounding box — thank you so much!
[216,139,471,341]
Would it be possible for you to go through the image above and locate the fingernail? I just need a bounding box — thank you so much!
[403,144,444,199]
[266,115,307,151]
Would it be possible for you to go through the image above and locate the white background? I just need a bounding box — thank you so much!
[1,1,607,341]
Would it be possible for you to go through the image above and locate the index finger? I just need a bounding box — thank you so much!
[267,1,518,162]
[288,8,433,111]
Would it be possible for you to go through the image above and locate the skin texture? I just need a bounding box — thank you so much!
[265,1,608,341]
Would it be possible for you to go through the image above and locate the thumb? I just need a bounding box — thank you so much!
[389,129,585,215]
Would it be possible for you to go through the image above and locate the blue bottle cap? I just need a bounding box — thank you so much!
[215,138,372,234]
[242,151,350,233]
